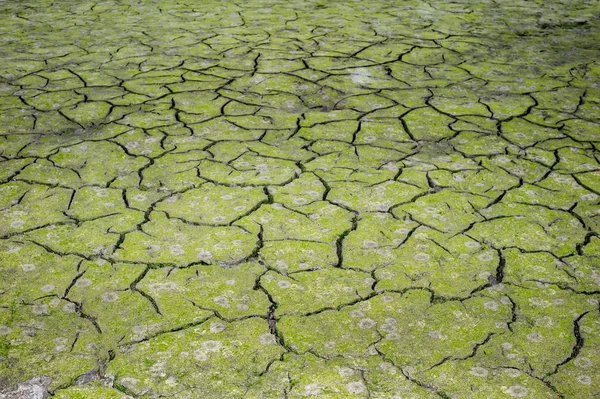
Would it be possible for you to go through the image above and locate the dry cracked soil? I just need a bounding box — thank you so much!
[0,0,600,398]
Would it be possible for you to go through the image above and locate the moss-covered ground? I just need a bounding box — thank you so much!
[1,0,600,398]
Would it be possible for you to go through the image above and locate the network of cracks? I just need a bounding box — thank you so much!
[1,0,599,398]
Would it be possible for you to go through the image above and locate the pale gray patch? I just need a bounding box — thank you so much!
[0,375,52,399]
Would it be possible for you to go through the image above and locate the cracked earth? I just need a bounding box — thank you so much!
[0,0,599,398]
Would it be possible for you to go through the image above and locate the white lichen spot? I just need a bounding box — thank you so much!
[259,333,277,345]
[380,322,397,333]
[213,296,230,308]
[62,303,76,313]
[120,378,138,388]
[202,340,223,352]
[210,322,226,333]
[414,253,430,261]
[337,367,355,377]
[165,376,177,386]
[101,292,119,303]
[469,367,489,377]
[428,330,446,340]
[304,383,322,396]
[0,325,13,335]
[277,280,292,289]
[477,252,494,262]
[197,249,213,262]
[504,368,522,377]
[358,318,376,329]
[10,220,24,228]
[193,349,207,361]
[363,240,378,249]
[574,357,593,368]
[464,240,481,249]
[170,244,185,255]
[148,282,178,292]
[535,316,554,327]
[526,332,543,342]
[32,304,50,315]
[529,297,552,308]
[500,296,512,305]
[505,385,528,397]
[576,375,592,385]
[346,381,366,394]
[7,245,22,254]
[40,284,55,293]
[75,278,92,288]
[484,301,498,311]
[255,164,269,173]
[53,337,68,352]
[501,342,513,351]
[21,263,36,272]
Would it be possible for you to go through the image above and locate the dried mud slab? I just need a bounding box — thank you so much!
[1,0,599,398]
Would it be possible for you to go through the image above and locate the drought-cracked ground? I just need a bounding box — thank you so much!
[0,1,599,398]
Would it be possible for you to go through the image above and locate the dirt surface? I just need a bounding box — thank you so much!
[1,0,599,398]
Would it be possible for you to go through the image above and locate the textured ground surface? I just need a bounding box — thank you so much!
[0,0,600,398]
